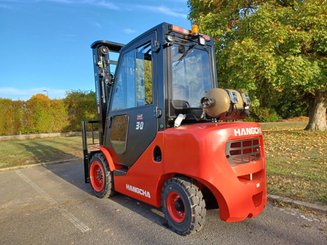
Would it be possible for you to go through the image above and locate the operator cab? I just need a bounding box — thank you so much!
[166,25,216,125]
[90,23,218,168]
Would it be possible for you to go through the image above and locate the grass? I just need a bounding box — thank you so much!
[260,121,307,131]
[0,136,83,169]
[0,122,326,205]
[263,128,327,204]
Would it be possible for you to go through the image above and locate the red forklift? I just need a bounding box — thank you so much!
[82,23,267,235]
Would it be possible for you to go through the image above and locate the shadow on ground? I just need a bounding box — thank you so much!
[42,157,167,229]
[17,141,214,231]
[17,141,78,163]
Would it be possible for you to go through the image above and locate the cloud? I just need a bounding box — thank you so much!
[1,1,186,18]
[46,0,74,3]
[123,28,137,35]
[146,5,187,18]
[44,0,120,10]
[0,87,67,100]
[43,1,186,18]
[125,4,187,19]
[166,0,187,2]
[96,0,119,10]
[91,21,102,29]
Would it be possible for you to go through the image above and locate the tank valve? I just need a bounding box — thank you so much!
[200,97,215,108]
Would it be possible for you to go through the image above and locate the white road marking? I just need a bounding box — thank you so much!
[15,170,91,233]
[276,207,320,222]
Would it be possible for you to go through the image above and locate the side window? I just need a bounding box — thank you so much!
[111,42,153,111]
[136,43,153,106]
[111,50,135,110]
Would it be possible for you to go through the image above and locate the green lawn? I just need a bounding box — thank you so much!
[264,129,327,204]
[258,117,327,204]
[0,122,326,204]
[0,136,83,169]
[260,121,307,131]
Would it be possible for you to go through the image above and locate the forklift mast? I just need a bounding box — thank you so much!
[90,40,124,144]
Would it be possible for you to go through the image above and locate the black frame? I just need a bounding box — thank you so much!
[91,41,124,145]
[81,120,99,183]
[104,32,159,167]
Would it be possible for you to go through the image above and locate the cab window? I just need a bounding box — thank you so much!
[111,42,153,111]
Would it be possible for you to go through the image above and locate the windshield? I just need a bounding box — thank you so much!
[171,44,212,108]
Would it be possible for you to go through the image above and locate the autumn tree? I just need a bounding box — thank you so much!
[25,94,52,133]
[0,99,24,135]
[64,90,97,131]
[188,0,326,130]
[21,94,67,133]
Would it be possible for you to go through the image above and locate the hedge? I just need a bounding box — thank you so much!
[0,91,97,136]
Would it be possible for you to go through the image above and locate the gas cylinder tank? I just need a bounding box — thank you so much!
[201,88,251,120]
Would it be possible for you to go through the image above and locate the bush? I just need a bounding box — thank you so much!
[0,91,96,135]
[0,99,24,135]
[23,94,52,133]
[273,92,310,119]
[49,99,69,132]
[64,91,97,131]
[251,107,281,122]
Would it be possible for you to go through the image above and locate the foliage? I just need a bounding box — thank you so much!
[50,99,69,132]
[188,0,327,128]
[64,90,97,131]
[23,94,51,133]
[144,60,153,104]
[21,94,69,134]
[272,88,311,118]
[251,107,281,122]
[0,91,96,135]
[0,99,24,135]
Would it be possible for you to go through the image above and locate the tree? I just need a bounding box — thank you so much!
[188,0,326,130]
[49,99,69,132]
[25,94,52,133]
[0,99,24,135]
[64,90,97,131]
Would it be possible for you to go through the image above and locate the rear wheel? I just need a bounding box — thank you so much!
[162,177,206,235]
[89,153,115,198]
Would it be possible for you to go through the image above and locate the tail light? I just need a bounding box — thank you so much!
[226,138,261,164]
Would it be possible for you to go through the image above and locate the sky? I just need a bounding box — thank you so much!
[0,0,191,100]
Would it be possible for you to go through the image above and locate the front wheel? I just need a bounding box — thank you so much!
[89,153,115,198]
[162,177,206,235]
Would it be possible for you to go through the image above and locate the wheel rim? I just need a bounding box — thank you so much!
[90,161,105,192]
[166,191,186,223]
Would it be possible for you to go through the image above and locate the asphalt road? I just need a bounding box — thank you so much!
[0,160,326,245]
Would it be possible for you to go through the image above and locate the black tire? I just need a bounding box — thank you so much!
[89,153,115,198]
[162,177,206,235]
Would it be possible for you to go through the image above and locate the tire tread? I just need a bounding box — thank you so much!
[90,153,115,198]
[162,177,206,235]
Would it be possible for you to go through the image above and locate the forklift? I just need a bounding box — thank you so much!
[82,23,267,235]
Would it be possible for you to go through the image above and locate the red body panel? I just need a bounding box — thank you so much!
[101,122,267,222]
